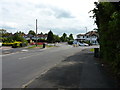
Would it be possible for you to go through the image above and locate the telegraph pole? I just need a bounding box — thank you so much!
[36,19,37,46]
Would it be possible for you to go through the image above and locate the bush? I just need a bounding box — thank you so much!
[2,42,14,46]
[12,41,22,48]
[68,41,73,45]
[38,39,47,42]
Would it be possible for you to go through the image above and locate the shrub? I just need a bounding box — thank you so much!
[38,39,47,42]
[12,41,22,48]
[2,42,14,46]
[68,41,73,45]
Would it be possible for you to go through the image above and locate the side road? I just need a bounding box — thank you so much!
[26,49,117,88]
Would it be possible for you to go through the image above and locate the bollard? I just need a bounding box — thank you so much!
[43,43,46,48]
[94,48,99,58]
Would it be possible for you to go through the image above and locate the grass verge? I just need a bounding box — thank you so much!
[90,48,94,52]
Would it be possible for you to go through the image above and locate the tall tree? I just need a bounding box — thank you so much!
[69,34,74,40]
[60,33,67,42]
[28,30,36,36]
[47,30,54,43]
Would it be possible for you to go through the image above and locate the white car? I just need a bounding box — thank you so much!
[78,42,89,46]
[83,43,89,46]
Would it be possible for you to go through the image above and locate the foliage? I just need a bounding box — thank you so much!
[0,29,7,34]
[47,30,54,43]
[60,33,67,42]
[91,2,120,78]
[13,33,28,43]
[38,39,47,42]
[68,40,73,45]
[2,31,28,47]
[53,35,60,42]
[68,34,74,40]
[28,30,36,36]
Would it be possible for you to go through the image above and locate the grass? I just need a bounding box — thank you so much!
[28,45,43,49]
[90,48,94,52]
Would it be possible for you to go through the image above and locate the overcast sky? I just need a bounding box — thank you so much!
[0,0,98,38]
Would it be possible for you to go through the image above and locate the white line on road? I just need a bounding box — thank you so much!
[18,53,41,60]
[1,52,22,57]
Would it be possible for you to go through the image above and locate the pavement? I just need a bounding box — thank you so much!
[26,49,117,88]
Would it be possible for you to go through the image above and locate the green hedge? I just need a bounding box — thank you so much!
[2,41,28,48]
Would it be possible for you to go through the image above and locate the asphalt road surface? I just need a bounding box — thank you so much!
[2,44,98,88]
[27,49,116,88]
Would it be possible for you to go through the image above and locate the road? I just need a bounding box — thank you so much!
[27,49,116,88]
[2,43,97,88]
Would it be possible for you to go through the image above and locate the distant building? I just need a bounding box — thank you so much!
[37,33,48,40]
[23,33,48,40]
[76,31,99,45]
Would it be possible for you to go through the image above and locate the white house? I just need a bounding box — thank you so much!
[76,31,99,45]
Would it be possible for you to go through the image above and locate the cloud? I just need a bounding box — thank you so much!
[0,26,16,30]
[0,22,18,29]
[0,0,97,36]
[51,7,75,19]
[35,4,74,19]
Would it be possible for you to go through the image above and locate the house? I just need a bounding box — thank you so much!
[23,33,48,40]
[76,31,99,45]
[37,33,48,40]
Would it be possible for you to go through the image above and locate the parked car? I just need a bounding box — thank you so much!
[78,42,89,46]
[83,43,89,46]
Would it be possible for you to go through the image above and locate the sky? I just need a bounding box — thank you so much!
[0,0,98,38]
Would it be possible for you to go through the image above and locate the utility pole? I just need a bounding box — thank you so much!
[36,19,37,46]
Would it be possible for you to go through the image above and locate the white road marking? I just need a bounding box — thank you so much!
[21,49,28,52]
[1,52,22,57]
[18,53,41,60]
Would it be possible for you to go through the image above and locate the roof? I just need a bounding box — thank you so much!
[77,31,98,37]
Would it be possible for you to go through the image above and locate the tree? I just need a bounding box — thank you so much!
[54,35,60,42]
[68,34,74,40]
[47,30,54,43]
[91,2,120,78]
[63,33,67,38]
[0,29,7,34]
[14,31,25,37]
[13,32,27,43]
[60,33,67,42]
[28,30,36,36]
